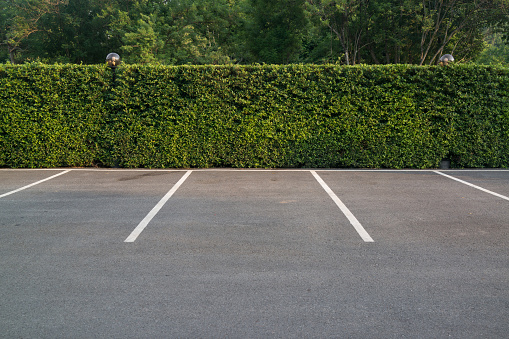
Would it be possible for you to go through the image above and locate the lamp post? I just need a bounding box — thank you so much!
[106,53,121,167]
[439,54,454,66]
[438,53,454,169]
[106,52,121,84]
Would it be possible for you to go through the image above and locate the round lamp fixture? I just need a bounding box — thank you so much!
[106,53,121,68]
[439,54,454,66]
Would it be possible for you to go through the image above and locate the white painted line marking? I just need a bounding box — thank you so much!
[311,171,374,242]
[433,171,509,202]
[0,170,71,198]
[124,170,192,243]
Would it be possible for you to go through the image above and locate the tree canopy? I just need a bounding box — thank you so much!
[1,0,508,65]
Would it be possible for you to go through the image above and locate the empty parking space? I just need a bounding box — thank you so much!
[0,169,70,197]
[316,170,509,247]
[436,170,509,199]
[0,170,189,246]
[132,170,366,256]
[1,168,508,338]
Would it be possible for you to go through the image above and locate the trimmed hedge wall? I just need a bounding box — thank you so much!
[1,63,508,168]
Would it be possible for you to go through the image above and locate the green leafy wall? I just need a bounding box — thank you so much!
[0,64,109,167]
[1,63,508,168]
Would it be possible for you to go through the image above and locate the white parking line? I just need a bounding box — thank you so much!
[0,170,71,198]
[311,171,374,242]
[433,171,509,202]
[124,170,193,243]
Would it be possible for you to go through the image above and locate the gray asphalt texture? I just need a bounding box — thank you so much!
[1,168,508,338]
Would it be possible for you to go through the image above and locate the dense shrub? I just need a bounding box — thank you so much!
[0,63,109,167]
[1,63,508,168]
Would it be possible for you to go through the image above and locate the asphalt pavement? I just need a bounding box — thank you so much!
[1,168,508,338]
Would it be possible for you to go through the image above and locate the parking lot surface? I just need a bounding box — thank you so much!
[1,168,508,338]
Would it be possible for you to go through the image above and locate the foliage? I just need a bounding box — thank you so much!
[304,0,509,65]
[95,0,243,65]
[0,63,109,167]
[32,0,115,64]
[1,0,69,64]
[1,63,508,169]
[1,0,508,65]
[244,0,308,64]
[476,33,509,67]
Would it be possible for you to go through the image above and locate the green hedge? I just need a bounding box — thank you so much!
[1,63,508,168]
[0,64,109,167]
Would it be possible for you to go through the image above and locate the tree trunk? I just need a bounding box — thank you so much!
[8,46,16,64]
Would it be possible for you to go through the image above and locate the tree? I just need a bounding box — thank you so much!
[417,0,509,65]
[101,0,245,65]
[476,32,509,66]
[31,0,122,64]
[2,0,507,65]
[245,0,308,64]
[364,0,422,64]
[1,0,68,64]
[0,1,13,62]
[305,0,371,65]
[305,0,509,65]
